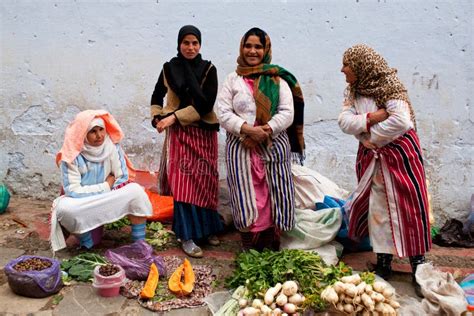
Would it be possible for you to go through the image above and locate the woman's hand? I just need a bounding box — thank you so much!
[369,108,389,124]
[361,139,378,150]
[241,123,270,143]
[261,124,273,136]
[156,115,176,133]
[241,137,259,149]
[106,174,116,188]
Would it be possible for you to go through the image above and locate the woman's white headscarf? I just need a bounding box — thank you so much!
[81,118,115,162]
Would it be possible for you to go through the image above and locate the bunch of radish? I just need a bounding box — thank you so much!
[320,274,400,315]
[238,281,305,316]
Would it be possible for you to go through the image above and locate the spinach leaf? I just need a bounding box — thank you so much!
[60,253,108,282]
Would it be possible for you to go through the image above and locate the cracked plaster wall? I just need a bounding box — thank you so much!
[0,1,472,224]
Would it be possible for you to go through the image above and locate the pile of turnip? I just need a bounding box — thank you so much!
[320,274,400,315]
[238,281,305,316]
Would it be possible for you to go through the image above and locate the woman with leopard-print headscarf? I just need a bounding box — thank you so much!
[338,44,431,297]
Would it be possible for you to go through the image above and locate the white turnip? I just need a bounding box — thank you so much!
[288,293,305,305]
[276,293,288,306]
[281,281,298,296]
[283,303,297,314]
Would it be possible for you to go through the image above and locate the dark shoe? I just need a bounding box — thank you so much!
[410,255,425,298]
[368,253,393,280]
[412,279,424,298]
[375,265,393,280]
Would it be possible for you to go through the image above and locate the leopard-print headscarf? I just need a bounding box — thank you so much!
[343,44,416,128]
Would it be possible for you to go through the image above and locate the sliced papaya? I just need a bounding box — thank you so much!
[168,258,195,296]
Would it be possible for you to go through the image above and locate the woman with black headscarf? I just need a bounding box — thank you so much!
[150,25,222,258]
[217,27,305,251]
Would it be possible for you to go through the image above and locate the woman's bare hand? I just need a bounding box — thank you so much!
[241,137,259,149]
[156,115,176,133]
[370,108,389,124]
[261,124,273,135]
[241,123,270,143]
[361,139,378,150]
[106,174,116,188]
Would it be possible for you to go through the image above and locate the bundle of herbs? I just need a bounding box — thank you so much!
[225,249,352,311]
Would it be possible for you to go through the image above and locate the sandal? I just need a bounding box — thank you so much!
[182,239,203,258]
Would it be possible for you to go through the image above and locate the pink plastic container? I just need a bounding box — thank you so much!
[92,281,123,297]
[92,265,125,297]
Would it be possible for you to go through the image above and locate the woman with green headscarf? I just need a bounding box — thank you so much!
[217,27,305,251]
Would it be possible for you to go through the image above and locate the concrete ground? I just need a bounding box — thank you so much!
[0,196,473,315]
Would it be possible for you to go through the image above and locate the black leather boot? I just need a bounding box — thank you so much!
[410,255,425,297]
[374,253,393,280]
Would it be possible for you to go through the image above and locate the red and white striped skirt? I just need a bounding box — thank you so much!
[346,129,431,257]
[159,124,218,210]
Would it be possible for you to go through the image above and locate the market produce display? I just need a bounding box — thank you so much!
[120,256,213,312]
[226,249,352,312]
[13,257,52,272]
[99,264,120,277]
[5,255,63,298]
[320,272,400,315]
[237,281,306,315]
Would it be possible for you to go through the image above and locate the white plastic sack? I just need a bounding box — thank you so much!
[291,164,349,210]
[281,208,343,265]
[416,263,468,316]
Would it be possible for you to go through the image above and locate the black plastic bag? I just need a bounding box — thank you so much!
[433,218,474,248]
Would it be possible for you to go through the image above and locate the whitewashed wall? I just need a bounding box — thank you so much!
[1,0,473,223]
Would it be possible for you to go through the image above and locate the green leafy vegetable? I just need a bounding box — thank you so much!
[105,217,131,230]
[360,271,376,285]
[145,221,171,249]
[51,294,63,305]
[60,253,108,282]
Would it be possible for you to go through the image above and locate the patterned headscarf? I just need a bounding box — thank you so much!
[236,28,306,163]
[343,44,416,127]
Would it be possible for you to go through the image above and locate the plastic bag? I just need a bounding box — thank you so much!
[104,240,166,280]
[316,195,372,252]
[4,255,63,298]
[134,170,159,192]
[0,183,10,214]
[433,218,474,248]
[145,189,174,222]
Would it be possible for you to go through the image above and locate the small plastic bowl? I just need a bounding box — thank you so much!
[93,265,125,286]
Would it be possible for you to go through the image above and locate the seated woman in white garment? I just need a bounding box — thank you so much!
[50,110,152,252]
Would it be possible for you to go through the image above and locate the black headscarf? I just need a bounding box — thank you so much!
[164,25,210,111]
